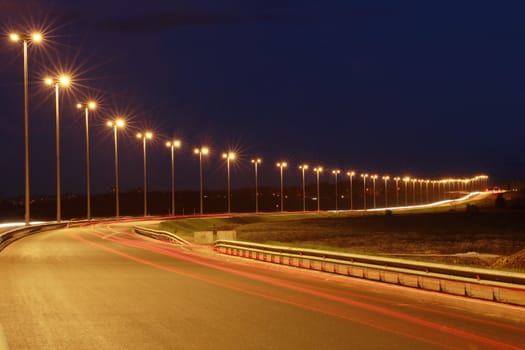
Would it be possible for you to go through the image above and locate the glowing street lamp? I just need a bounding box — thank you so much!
[393,177,401,206]
[347,171,355,210]
[76,101,96,220]
[166,139,181,216]
[299,164,308,211]
[332,169,340,211]
[251,158,262,213]
[425,180,430,203]
[10,32,43,224]
[222,152,236,213]
[194,147,209,215]
[107,118,125,217]
[45,75,71,223]
[361,173,369,209]
[276,162,287,212]
[382,176,390,208]
[136,131,153,216]
[313,167,323,211]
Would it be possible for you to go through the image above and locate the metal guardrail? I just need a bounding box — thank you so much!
[0,223,67,251]
[134,226,191,246]
[214,240,525,306]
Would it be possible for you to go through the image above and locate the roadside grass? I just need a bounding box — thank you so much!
[157,214,323,239]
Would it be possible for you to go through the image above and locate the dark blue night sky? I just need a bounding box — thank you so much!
[1,0,524,197]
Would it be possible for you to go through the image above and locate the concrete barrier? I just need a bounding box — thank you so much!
[194,231,214,244]
[216,230,236,241]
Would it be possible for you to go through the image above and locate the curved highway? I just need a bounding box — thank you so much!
[1,224,524,349]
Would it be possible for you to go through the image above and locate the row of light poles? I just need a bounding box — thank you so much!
[7,31,491,221]
[267,170,489,212]
[10,31,98,222]
[9,30,179,221]
[9,30,158,222]
[88,136,490,216]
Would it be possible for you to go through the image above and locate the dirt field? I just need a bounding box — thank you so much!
[232,210,525,271]
[157,203,525,271]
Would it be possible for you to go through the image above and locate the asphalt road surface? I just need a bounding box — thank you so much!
[1,224,524,349]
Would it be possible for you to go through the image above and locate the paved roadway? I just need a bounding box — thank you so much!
[0,224,524,349]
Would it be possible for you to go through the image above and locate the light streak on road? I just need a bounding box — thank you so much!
[59,224,525,350]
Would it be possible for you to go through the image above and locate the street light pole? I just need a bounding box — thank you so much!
[361,174,368,210]
[45,75,70,223]
[313,167,323,211]
[346,171,355,210]
[371,174,378,209]
[332,169,340,211]
[382,175,390,208]
[107,119,125,218]
[418,179,424,204]
[166,140,181,216]
[137,131,153,216]
[251,158,261,213]
[194,147,209,215]
[222,152,236,213]
[10,32,42,225]
[412,179,417,204]
[299,164,308,211]
[55,82,60,222]
[276,162,287,212]
[403,177,410,205]
[393,177,400,206]
[76,101,96,220]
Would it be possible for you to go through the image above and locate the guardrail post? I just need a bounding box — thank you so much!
[493,287,500,302]
[464,284,471,297]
